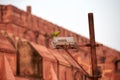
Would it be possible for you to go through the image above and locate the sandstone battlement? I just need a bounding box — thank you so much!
[0,5,120,80]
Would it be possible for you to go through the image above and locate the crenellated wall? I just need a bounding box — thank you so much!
[0,4,120,80]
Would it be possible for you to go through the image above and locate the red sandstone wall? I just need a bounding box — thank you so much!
[0,5,120,80]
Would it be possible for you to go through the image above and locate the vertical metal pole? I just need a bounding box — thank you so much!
[88,13,98,80]
[0,5,3,22]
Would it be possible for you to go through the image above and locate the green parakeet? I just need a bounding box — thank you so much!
[52,31,60,37]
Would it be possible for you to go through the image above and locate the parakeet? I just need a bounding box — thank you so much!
[52,31,60,37]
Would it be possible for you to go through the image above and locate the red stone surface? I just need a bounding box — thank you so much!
[0,54,15,80]
[0,4,120,80]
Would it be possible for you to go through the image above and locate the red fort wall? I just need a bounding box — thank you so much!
[0,5,120,80]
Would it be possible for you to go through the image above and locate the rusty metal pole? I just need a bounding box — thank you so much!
[0,5,3,22]
[88,13,98,80]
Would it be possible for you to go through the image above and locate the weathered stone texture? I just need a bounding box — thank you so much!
[0,4,120,80]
